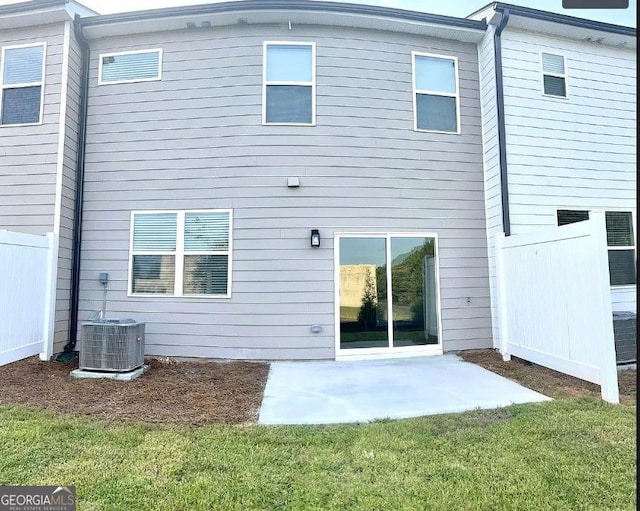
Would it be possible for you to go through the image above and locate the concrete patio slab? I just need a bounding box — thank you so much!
[258,354,551,425]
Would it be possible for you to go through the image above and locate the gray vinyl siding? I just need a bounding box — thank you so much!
[79,24,490,360]
[53,25,82,354]
[0,23,63,234]
[477,26,503,348]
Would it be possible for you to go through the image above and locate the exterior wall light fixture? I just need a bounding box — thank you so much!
[310,229,320,247]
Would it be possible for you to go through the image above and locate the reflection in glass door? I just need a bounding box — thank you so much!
[338,234,439,352]
[391,237,438,347]
[339,237,388,350]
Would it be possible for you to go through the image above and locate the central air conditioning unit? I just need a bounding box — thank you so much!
[79,319,145,372]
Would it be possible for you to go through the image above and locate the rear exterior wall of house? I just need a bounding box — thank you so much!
[78,23,492,360]
[0,21,80,354]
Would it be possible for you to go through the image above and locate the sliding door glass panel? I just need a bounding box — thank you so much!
[391,237,438,347]
[339,237,389,350]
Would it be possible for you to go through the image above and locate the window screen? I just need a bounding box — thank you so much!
[414,54,458,132]
[264,43,314,124]
[1,44,45,125]
[541,53,567,97]
[100,50,161,84]
[130,211,231,296]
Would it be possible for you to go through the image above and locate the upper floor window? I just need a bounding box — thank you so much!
[412,52,459,134]
[541,53,567,97]
[0,43,45,126]
[557,210,636,286]
[129,210,232,297]
[99,49,162,85]
[263,42,315,125]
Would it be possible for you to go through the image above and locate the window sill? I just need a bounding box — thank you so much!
[541,93,569,100]
[610,285,636,290]
[262,122,316,127]
[414,128,460,135]
[127,293,232,299]
[99,76,162,86]
[0,120,43,128]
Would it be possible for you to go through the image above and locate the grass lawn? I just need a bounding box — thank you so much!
[0,398,635,510]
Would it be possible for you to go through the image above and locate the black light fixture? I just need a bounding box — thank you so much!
[310,229,320,248]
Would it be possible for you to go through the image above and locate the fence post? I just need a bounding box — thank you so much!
[589,211,619,404]
[495,233,511,361]
[40,232,58,361]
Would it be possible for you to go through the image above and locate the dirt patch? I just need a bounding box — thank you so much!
[0,356,269,425]
[460,349,636,406]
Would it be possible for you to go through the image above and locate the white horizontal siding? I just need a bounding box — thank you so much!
[501,28,636,313]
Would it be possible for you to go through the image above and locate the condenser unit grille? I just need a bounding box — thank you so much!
[80,320,145,372]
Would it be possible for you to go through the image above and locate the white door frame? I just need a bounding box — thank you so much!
[334,232,444,360]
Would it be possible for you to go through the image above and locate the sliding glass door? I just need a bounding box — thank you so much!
[337,234,440,354]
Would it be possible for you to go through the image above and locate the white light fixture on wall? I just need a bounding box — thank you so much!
[310,229,320,247]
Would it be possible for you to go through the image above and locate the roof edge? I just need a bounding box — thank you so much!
[468,2,636,36]
[78,0,487,31]
[0,0,67,16]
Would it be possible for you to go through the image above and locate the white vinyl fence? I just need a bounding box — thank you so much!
[496,211,619,403]
[0,230,58,366]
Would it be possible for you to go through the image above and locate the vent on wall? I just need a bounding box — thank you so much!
[79,319,145,372]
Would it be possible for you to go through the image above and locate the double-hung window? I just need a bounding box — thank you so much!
[557,210,636,286]
[1,43,45,126]
[412,52,459,133]
[263,42,315,125]
[99,49,162,85]
[130,210,232,297]
[541,52,567,97]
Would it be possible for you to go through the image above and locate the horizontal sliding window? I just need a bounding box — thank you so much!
[263,42,315,125]
[413,52,459,133]
[1,43,45,125]
[99,49,162,85]
[557,210,636,286]
[130,210,232,297]
[541,52,566,97]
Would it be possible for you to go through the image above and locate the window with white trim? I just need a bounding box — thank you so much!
[263,42,315,124]
[1,43,45,125]
[99,49,162,85]
[130,210,232,296]
[557,210,636,286]
[413,52,459,133]
[541,53,566,97]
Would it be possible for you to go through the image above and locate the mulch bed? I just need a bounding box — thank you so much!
[0,356,269,426]
[0,350,634,427]
[459,349,637,406]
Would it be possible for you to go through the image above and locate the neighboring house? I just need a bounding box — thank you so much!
[74,1,493,360]
[469,3,637,349]
[0,0,95,355]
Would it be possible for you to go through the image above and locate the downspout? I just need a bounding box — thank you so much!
[493,8,511,236]
[63,16,90,353]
